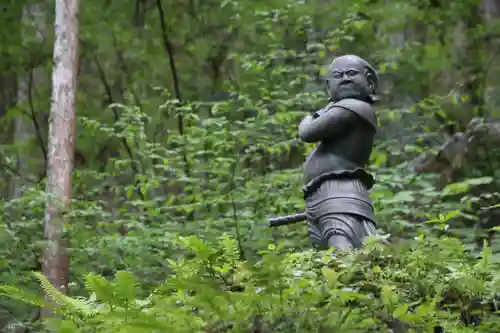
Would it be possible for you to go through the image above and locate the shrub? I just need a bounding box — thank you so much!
[2,233,500,332]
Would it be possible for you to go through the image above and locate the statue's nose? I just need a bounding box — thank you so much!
[340,76,352,84]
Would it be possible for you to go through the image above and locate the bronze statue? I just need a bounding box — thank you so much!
[269,55,378,251]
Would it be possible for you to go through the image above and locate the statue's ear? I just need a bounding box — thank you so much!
[325,79,332,100]
[365,71,376,94]
[364,69,379,103]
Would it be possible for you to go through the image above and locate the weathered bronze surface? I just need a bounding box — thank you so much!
[269,55,379,251]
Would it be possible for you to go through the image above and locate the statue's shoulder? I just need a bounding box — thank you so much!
[333,98,377,130]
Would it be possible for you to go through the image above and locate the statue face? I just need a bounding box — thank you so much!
[326,55,374,103]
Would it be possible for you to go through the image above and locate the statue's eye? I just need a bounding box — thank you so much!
[332,72,341,79]
[346,70,358,76]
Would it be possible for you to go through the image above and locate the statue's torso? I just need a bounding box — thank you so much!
[303,125,375,183]
[302,99,377,190]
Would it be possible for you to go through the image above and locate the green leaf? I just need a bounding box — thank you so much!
[321,267,338,287]
[393,303,409,318]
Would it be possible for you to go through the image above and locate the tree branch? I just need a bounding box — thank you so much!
[93,55,145,201]
[27,65,47,163]
[156,0,190,178]
[156,0,182,101]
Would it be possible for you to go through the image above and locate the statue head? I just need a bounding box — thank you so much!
[325,55,378,104]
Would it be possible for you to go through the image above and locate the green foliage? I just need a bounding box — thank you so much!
[5,234,500,332]
[2,0,500,331]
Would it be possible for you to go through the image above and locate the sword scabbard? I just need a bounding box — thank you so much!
[268,212,307,227]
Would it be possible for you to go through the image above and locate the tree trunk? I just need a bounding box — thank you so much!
[9,3,47,198]
[41,0,80,319]
[483,0,500,112]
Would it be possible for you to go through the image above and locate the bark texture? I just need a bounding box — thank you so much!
[42,0,80,318]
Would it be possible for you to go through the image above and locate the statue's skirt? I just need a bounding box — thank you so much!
[305,177,376,250]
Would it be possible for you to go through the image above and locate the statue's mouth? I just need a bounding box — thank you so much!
[339,82,354,89]
[337,88,360,100]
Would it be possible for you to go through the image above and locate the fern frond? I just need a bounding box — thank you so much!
[83,273,114,303]
[0,284,55,310]
[88,310,176,333]
[220,233,239,261]
[114,271,138,303]
[33,272,93,315]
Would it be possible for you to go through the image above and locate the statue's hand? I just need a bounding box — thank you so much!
[312,106,330,119]
[312,102,336,119]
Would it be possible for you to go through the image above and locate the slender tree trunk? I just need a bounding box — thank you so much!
[483,0,500,111]
[462,2,485,118]
[10,3,47,198]
[41,0,80,318]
